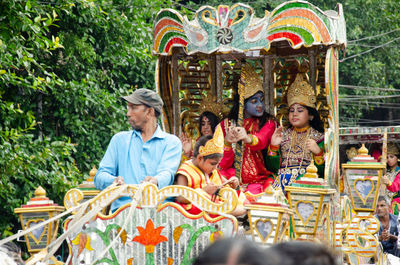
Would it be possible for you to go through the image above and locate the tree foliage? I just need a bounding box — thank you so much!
[0,0,171,236]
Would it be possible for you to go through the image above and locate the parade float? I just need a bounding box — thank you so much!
[3,1,397,264]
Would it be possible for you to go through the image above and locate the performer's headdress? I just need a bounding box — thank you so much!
[239,64,264,100]
[199,125,224,156]
[346,147,358,160]
[198,94,224,120]
[286,74,316,108]
[388,143,400,156]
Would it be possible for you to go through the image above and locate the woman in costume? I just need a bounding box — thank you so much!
[266,74,325,192]
[381,143,400,214]
[181,95,223,161]
[219,64,276,195]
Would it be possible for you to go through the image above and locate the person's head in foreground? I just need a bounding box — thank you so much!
[192,237,279,265]
[269,240,337,265]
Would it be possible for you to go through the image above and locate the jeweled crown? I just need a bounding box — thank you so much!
[286,74,316,108]
[239,64,263,100]
[199,94,224,120]
[199,125,224,156]
[388,143,399,156]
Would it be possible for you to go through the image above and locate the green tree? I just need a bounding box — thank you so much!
[0,0,171,236]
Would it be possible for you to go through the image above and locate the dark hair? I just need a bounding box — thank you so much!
[269,241,337,265]
[154,109,161,118]
[0,241,24,265]
[227,91,274,129]
[198,111,220,136]
[306,106,324,133]
[193,135,223,160]
[377,195,390,206]
[192,238,279,265]
[142,104,161,118]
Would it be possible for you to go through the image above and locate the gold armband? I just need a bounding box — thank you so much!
[249,134,259,146]
[314,155,324,165]
[269,144,280,151]
[267,145,278,156]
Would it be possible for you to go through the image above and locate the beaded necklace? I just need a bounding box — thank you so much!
[272,127,311,189]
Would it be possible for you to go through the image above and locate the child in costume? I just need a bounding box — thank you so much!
[180,94,224,161]
[175,125,247,216]
[381,143,400,215]
[219,64,276,195]
[266,74,325,192]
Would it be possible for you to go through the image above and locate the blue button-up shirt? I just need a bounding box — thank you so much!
[94,125,182,211]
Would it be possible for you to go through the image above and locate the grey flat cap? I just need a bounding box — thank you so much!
[122,88,164,114]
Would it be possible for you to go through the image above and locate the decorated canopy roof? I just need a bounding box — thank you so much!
[152,0,346,55]
[339,126,400,145]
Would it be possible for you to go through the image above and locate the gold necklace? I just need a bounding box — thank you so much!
[272,127,311,189]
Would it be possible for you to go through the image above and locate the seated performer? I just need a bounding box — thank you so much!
[375,196,399,256]
[266,74,325,192]
[219,64,276,195]
[180,94,223,161]
[175,125,247,216]
[381,143,400,214]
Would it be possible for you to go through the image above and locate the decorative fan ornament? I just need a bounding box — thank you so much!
[217,28,233,44]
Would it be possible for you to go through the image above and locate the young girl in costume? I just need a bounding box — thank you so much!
[266,74,325,192]
[219,64,276,195]
[180,94,223,161]
[381,143,400,214]
[175,125,247,216]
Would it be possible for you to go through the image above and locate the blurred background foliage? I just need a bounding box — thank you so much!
[0,0,171,236]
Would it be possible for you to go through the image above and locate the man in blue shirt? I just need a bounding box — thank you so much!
[94,88,182,212]
[375,196,399,257]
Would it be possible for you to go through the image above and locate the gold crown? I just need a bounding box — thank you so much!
[388,143,399,156]
[199,125,224,156]
[286,74,316,108]
[346,147,358,160]
[199,94,224,120]
[239,64,263,100]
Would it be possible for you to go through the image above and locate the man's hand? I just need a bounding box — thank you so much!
[113,176,125,185]
[143,176,158,186]
[381,229,390,241]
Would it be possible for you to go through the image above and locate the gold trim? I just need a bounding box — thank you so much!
[294,200,316,226]
[14,206,65,213]
[285,187,336,195]
[342,164,385,169]
[245,205,293,214]
[26,219,47,244]
[87,183,239,219]
[254,219,274,243]
[353,178,375,205]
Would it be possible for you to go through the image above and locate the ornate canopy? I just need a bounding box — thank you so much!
[153,0,346,55]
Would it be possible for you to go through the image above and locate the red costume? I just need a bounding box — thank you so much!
[219,117,276,194]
